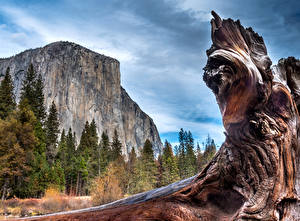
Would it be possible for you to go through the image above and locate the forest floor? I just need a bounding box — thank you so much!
[0,195,92,220]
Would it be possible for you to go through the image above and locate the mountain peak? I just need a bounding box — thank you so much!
[0,42,162,156]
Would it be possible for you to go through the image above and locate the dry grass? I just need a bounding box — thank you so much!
[0,187,92,219]
[41,186,68,213]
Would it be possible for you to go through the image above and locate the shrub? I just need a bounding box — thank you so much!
[41,186,68,213]
[91,164,123,206]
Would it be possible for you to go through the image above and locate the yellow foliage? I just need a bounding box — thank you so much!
[91,163,124,206]
[42,186,68,213]
[44,186,61,199]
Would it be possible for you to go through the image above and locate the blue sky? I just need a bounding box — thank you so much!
[0,0,299,149]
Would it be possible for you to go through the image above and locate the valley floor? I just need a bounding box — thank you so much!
[0,195,92,220]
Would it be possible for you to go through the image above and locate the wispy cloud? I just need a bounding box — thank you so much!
[0,0,299,147]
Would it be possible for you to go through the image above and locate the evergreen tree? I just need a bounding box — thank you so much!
[76,122,91,195]
[132,139,158,193]
[57,129,67,165]
[156,154,163,188]
[77,120,100,193]
[28,151,49,197]
[161,140,180,186]
[89,120,99,151]
[88,119,99,179]
[196,142,204,171]
[34,74,46,122]
[178,128,186,179]
[111,129,123,162]
[49,161,66,192]
[99,132,110,175]
[29,121,48,197]
[20,64,46,122]
[18,65,49,196]
[127,147,138,194]
[0,67,16,119]
[45,101,60,165]
[66,128,76,162]
[74,155,88,195]
[20,64,36,107]
[202,134,217,166]
[173,145,179,157]
[78,121,90,156]
[185,131,197,177]
[177,129,198,179]
[64,128,77,195]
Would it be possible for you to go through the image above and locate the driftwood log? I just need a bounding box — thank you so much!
[22,12,300,221]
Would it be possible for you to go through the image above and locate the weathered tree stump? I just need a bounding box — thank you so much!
[23,12,300,221]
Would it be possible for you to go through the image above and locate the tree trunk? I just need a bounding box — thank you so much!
[1,178,8,202]
[25,12,300,221]
[75,172,80,196]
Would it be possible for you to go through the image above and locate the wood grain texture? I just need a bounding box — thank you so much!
[18,11,300,221]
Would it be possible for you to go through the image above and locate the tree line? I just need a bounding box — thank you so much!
[0,65,217,204]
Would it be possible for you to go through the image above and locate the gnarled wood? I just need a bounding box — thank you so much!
[20,12,300,221]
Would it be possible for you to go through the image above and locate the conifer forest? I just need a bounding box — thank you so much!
[0,65,217,204]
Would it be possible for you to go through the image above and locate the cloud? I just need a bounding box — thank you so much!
[181,0,300,62]
[0,0,299,148]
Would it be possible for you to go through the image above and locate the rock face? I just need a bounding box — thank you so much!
[0,41,162,157]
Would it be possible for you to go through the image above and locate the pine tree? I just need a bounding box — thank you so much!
[161,140,180,186]
[89,120,99,152]
[34,74,46,122]
[64,128,77,195]
[45,101,60,165]
[111,129,123,162]
[178,128,186,179]
[127,147,138,194]
[20,64,36,107]
[133,139,158,193]
[99,132,110,175]
[28,151,49,197]
[78,121,90,157]
[0,67,16,119]
[185,131,197,177]
[49,161,66,192]
[66,128,76,162]
[77,120,100,193]
[156,153,165,188]
[20,64,46,123]
[29,121,48,197]
[57,129,67,165]
[17,65,49,197]
[88,119,99,179]
[202,134,217,166]
[196,142,204,171]
[74,155,88,196]
[76,122,91,195]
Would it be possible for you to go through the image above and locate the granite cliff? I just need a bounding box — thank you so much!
[0,41,162,157]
